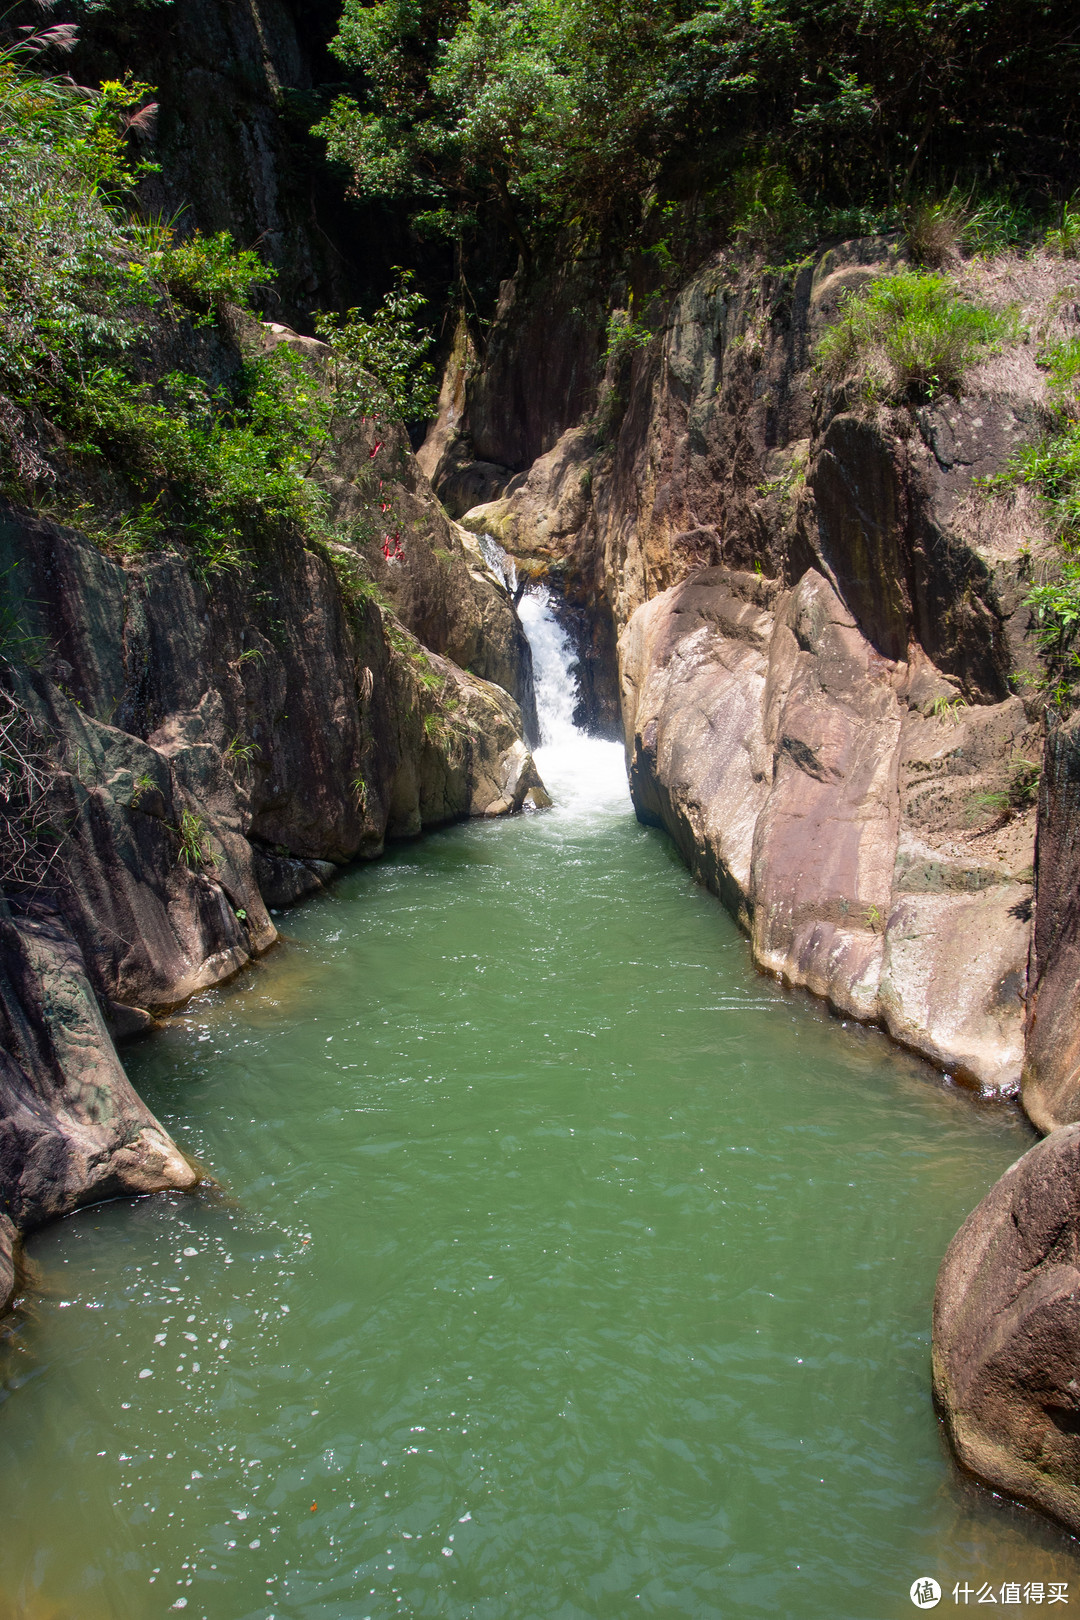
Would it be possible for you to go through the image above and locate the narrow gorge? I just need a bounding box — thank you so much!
[3,0,1080,1612]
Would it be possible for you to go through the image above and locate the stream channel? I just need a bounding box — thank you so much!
[2,588,1079,1620]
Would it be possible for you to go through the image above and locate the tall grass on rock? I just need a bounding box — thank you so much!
[817,271,1014,402]
[982,337,1080,703]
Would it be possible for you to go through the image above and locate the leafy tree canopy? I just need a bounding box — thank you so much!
[316,0,1078,258]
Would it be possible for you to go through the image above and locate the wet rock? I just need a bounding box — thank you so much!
[933,1123,1080,1537]
[1023,713,1080,1130]
[252,849,336,909]
[105,1002,156,1040]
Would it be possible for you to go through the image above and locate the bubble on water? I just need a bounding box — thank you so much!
[249,1539,261,1549]
[138,1368,153,1378]
[182,1247,199,1258]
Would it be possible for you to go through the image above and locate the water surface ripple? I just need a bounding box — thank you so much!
[1,613,1077,1617]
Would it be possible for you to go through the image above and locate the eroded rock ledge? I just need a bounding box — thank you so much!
[619,564,1035,1091]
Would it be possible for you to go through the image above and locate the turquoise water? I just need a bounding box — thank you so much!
[0,735,1076,1620]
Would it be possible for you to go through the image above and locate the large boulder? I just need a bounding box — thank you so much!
[0,903,198,1312]
[933,1124,1080,1536]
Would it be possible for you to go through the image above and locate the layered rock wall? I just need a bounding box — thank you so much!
[620,565,1035,1087]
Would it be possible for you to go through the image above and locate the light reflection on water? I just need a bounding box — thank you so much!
[0,727,1077,1618]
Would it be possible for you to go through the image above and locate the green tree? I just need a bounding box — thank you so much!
[317,0,1078,258]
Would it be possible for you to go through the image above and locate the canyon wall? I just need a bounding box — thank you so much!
[433,239,1080,1536]
[6,0,1080,1534]
[450,240,1074,1101]
[0,324,545,1312]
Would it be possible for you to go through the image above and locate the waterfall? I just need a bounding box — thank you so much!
[514,578,628,813]
[517,586,580,748]
[477,531,517,594]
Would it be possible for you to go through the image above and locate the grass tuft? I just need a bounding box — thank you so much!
[817,271,1015,402]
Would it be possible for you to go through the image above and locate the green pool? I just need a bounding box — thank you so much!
[0,600,1076,1619]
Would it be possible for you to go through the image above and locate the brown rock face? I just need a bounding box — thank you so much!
[620,565,1035,1088]
[1023,714,1080,1130]
[0,903,199,1308]
[0,336,546,1310]
[933,1124,1080,1537]
[451,242,1076,1104]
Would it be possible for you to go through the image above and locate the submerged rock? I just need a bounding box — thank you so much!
[933,1124,1080,1537]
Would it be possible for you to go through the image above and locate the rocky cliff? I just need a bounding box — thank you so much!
[430,236,1080,1534]
[451,241,1073,1099]
[59,0,367,325]
[0,319,545,1313]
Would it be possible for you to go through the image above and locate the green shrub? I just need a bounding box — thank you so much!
[1024,557,1080,655]
[173,807,213,868]
[1038,337,1080,413]
[1008,432,1080,545]
[48,351,329,571]
[960,192,1038,256]
[603,308,653,366]
[817,271,1014,401]
[321,545,389,616]
[985,337,1080,689]
[730,160,813,250]
[904,191,1036,265]
[990,340,1080,548]
[0,45,339,587]
[314,271,437,424]
[129,226,269,321]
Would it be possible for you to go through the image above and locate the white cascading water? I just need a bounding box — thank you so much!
[478,531,517,594]
[515,578,629,815]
